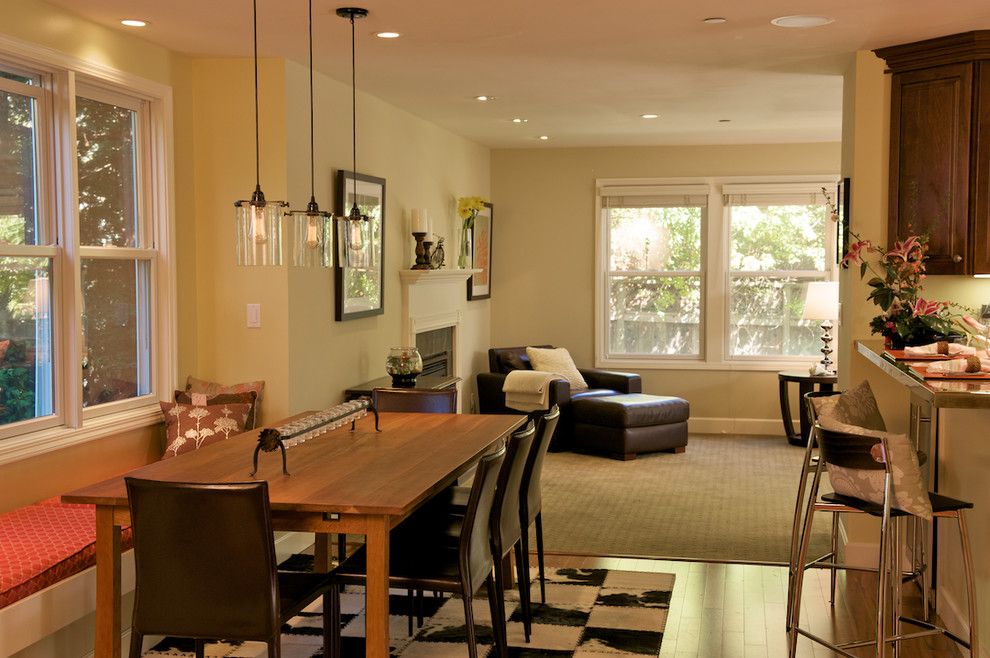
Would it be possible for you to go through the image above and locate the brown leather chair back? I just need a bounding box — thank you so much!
[523,406,561,522]
[125,478,280,642]
[372,387,457,413]
[490,422,536,557]
[817,426,888,471]
[459,442,507,592]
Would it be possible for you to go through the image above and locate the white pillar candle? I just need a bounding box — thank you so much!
[410,208,427,234]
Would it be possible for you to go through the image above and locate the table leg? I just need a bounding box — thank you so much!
[314,533,330,572]
[95,506,122,658]
[797,381,814,444]
[365,516,390,658]
[779,380,799,444]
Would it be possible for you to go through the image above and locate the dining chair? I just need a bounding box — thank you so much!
[789,423,977,657]
[125,478,334,658]
[371,387,457,413]
[518,406,560,606]
[328,440,509,658]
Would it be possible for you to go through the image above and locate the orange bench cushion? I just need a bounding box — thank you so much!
[0,498,132,608]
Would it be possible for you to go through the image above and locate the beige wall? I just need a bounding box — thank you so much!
[490,143,841,428]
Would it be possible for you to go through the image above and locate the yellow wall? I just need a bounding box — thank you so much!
[490,143,841,428]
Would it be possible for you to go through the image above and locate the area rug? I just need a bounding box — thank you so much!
[144,562,673,657]
[540,434,832,563]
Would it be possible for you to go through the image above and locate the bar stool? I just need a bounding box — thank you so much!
[788,422,978,657]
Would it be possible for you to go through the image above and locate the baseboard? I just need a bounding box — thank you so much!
[689,416,791,436]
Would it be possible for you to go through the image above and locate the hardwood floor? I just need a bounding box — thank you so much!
[541,553,963,657]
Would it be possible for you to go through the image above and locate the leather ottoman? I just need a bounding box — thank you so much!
[571,393,689,460]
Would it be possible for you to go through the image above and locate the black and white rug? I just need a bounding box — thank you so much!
[145,557,674,657]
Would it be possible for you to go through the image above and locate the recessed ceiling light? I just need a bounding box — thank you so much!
[641,113,659,119]
[375,31,400,39]
[475,95,493,102]
[718,119,731,123]
[511,118,528,123]
[703,17,727,24]
[770,15,834,28]
[120,19,148,27]
[538,135,549,140]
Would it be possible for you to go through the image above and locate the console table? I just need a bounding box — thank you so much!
[345,374,461,401]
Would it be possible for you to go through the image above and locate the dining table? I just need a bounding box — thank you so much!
[62,410,527,658]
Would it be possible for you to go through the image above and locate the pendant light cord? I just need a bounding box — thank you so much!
[350,12,358,213]
[308,0,315,201]
[253,0,261,190]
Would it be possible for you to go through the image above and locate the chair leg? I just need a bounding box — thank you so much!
[321,591,332,658]
[407,587,414,637]
[787,438,817,632]
[128,631,143,658]
[876,476,893,658]
[514,541,532,642]
[329,583,342,658]
[416,588,425,628]
[266,639,279,658]
[337,533,347,561]
[486,573,508,658]
[535,512,547,604]
[829,511,839,607]
[891,517,902,658]
[462,582,479,658]
[787,472,821,656]
[194,639,206,658]
[957,510,979,656]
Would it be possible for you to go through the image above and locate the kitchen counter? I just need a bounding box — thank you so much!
[856,340,990,408]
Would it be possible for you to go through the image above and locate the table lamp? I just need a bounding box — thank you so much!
[802,281,839,374]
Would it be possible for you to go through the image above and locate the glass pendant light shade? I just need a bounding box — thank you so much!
[286,205,332,267]
[235,197,285,266]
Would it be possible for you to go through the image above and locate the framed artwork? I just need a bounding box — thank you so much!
[467,202,493,301]
[334,170,385,321]
[836,177,851,265]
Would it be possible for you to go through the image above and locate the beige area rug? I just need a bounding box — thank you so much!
[540,435,833,563]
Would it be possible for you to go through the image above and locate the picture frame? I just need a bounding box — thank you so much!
[334,170,385,321]
[836,177,850,265]
[467,202,493,301]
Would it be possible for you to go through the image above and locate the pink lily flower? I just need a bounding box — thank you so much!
[886,236,921,261]
[841,240,872,268]
[909,298,942,317]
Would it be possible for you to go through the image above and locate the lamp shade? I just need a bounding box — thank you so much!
[802,281,839,320]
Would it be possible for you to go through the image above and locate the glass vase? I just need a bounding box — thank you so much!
[385,347,423,387]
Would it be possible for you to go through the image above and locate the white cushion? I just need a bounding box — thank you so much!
[525,347,588,392]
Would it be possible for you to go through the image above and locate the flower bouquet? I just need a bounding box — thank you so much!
[842,234,966,347]
[456,196,487,268]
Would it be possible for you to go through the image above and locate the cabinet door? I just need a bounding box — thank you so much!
[973,63,990,273]
[889,63,972,274]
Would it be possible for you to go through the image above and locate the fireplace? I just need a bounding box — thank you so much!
[416,327,453,377]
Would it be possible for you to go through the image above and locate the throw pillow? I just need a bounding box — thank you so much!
[174,389,259,430]
[810,380,886,431]
[160,402,252,459]
[525,347,588,391]
[186,376,265,402]
[818,417,932,520]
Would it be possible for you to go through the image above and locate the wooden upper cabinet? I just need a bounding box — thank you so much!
[876,31,990,275]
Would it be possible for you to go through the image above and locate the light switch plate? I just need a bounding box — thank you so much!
[246,303,261,328]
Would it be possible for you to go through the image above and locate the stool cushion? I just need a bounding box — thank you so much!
[572,394,689,429]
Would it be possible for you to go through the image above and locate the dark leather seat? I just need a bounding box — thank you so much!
[125,478,334,658]
[476,345,640,450]
[572,394,689,460]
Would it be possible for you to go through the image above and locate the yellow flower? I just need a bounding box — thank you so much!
[457,196,488,220]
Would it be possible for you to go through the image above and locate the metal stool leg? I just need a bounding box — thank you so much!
[830,511,839,606]
[787,433,819,631]
[958,510,979,656]
[876,476,893,658]
[788,464,824,656]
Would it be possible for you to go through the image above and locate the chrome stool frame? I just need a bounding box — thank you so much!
[788,423,978,657]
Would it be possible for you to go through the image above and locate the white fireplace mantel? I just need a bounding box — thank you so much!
[398,269,480,286]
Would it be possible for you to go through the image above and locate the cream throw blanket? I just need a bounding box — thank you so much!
[503,370,561,412]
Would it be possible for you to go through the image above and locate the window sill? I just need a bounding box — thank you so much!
[0,403,163,467]
[596,357,826,373]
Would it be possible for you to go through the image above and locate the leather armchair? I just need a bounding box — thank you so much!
[476,345,641,450]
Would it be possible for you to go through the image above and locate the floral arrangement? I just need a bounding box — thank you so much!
[841,233,964,345]
[456,196,488,267]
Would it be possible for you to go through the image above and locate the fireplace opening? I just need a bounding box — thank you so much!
[416,327,453,378]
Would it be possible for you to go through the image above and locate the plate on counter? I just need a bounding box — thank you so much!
[884,349,960,361]
[908,364,990,380]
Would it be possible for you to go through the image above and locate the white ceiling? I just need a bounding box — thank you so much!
[45,0,990,148]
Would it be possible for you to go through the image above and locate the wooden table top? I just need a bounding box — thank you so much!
[62,412,526,516]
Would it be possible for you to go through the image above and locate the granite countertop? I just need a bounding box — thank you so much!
[857,340,990,408]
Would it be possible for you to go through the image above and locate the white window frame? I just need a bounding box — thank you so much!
[595,175,839,371]
[0,33,176,465]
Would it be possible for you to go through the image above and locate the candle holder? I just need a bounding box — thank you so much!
[412,232,431,269]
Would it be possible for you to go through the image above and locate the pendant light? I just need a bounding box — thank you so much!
[234,0,286,266]
[285,0,332,267]
[336,6,370,252]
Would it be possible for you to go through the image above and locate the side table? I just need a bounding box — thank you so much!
[778,370,837,446]
[344,373,461,401]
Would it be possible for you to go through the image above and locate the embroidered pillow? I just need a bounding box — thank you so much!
[818,418,932,520]
[173,390,259,430]
[525,347,588,391]
[160,402,252,459]
[186,376,265,402]
[810,380,886,431]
